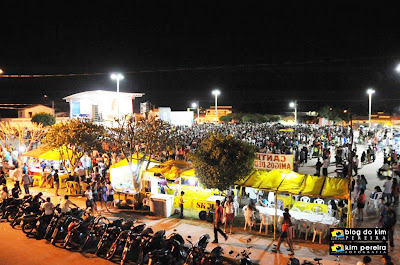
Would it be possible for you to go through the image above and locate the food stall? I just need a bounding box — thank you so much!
[236,169,351,239]
[145,160,222,219]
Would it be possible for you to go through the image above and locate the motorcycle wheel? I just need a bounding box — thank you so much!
[106,242,117,260]
[22,222,34,234]
[7,211,16,222]
[51,227,59,245]
[81,235,91,250]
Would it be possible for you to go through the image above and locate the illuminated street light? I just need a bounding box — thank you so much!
[289,101,297,125]
[395,64,400,73]
[110,73,124,118]
[367,88,375,129]
[212,89,220,123]
[0,69,3,74]
[191,102,200,123]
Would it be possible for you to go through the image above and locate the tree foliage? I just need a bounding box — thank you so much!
[42,119,106,173]
[0,121,45,159]
[108,116,177,191]
[219,115,232,123]
[31,112,56,127]
[189,133,256,191]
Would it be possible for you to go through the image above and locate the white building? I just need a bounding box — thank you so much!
[63,90,144,121]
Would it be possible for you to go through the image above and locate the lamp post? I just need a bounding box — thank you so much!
[289,101,297,125]
[367,88,375,129]
[191,102,200,124]
[212,89,220,123]
[110,73,124,118]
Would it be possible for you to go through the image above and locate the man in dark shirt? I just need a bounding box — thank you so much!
[11,183,21,199]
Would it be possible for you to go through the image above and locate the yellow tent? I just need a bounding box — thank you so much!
[109,153,158,169]
[38,147,75,161]
[146,160,192,180]
[23,146,51,158]
[236,169,349,199]
[279,128,294,132]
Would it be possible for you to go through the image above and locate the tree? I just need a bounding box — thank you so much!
[0,121,46,159]
[108,116,177,191]
[42,119,106,174]
[31,112,56,127]
[219,115,232,123]
[189,133,256,191]
[265,115,281,122]
[242,114,258,123]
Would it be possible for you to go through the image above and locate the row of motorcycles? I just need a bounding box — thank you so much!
[0,194,252,265]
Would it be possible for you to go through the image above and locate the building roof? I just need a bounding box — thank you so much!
[63,90,145,101]
[18,104,53,110]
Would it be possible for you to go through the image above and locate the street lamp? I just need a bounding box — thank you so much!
[395,64,400,73]
[212,89,220,123]
[289,101,297,125]
[367,88,375,129]
[0,69,3,74]
[110,73,124,118]
[191,102,200,124]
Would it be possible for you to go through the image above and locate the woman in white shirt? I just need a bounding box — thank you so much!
[224,196,235,234]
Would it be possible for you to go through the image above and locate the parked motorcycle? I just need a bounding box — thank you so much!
[95,219,128,256]
[81,215,110,251]
[182,234,210,265]
[228,239,253,265]
[147,232,188,265]
[50,207,87,245]
[62,214,96,249]
[105,222,144,261]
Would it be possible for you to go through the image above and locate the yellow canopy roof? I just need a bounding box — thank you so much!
[279,128,294,132]
[38,147,75,161]
[110,153,158,169]
[236,169,349,199]
[23,146,51,158]
[146,160,193,180]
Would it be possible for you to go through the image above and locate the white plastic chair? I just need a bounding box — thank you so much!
[233,200,239,216]
[300,196,310,203]
[314,198,325,204]
[258,213,270,235]
[316,211,326,216]
[303,209,313,214]
[311,205,323,213]
[312,223,327,243]
[291,207,300,212]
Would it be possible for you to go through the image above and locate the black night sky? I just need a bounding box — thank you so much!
[2,4,400,116]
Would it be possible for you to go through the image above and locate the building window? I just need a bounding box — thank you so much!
[29,112,33,117]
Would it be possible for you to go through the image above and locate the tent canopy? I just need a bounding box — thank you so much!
[146,160,192,180]
[23,146,51,158]
[38,146,75,161]
[109,153,158,169]
[236,169,349,199]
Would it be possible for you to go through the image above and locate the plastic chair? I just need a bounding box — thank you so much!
[291,207,300,212]
[311,205,323,213]
[233,199,239,216]
[303,209,313,214]
[300,196,310,203]
[259,213,270,235]
[314,198,325,204]
[312,223,327,243]
[299,220,312,240]
[316,211,326,216]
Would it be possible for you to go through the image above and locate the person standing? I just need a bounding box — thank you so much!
[21,172,31,194]
[106,181,114,209]
[381,207,397,251]
[178,191,185,218]
[223,196,234,234]
[12,166,22,188]
[271,211,294,256]
[85,186,94,212]
[212,200,228,243]
[353,155,359,175]
[383,177,393,204]
[357,188,366,221]
[391,178,399,206]
[315,158,322,176]
[322,156,329,177]
[360,175,368,191]
[53,169,59,196]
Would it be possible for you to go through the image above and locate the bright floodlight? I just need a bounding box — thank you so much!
[396,64,400,73]
[0,69,3,74]
[110,73,124,80]
[289,102,295,108]
[212,89,220,96]
[191,102,197,108]
[367,88,375,95]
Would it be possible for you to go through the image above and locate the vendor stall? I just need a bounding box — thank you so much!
[236,169,350,239]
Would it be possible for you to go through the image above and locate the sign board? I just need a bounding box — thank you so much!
[254,153,294,170]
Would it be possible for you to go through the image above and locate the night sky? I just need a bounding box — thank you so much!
[2,5,400,116]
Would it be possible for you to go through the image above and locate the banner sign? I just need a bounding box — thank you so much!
[254,153,294,170]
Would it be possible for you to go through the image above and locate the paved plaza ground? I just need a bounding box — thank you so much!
[1,144,399,264]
